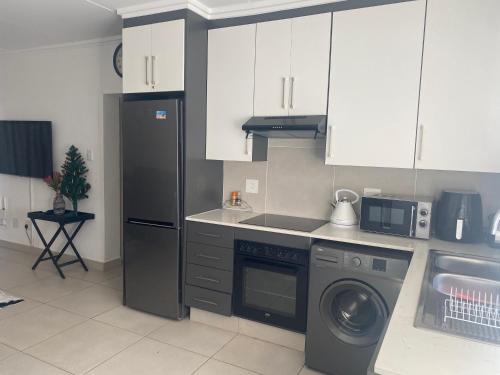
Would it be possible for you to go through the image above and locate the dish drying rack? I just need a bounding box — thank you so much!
[444,287,500,329]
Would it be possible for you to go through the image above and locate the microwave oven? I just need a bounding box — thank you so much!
[360,195,433,239]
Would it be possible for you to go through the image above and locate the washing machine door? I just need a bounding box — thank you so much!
[320,279,388,347]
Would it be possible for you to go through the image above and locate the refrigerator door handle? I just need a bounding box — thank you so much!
[126,218,176,229]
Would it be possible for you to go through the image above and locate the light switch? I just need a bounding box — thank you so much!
[246,179,259,194]
[86,149,94,161]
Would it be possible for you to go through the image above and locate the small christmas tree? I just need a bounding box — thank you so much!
[60,145,91,215]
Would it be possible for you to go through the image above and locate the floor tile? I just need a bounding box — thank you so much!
[0,259,53,289]
[0,248,37,266]
[0,297,41,321]
[99,275,122,291]
[149,319,236,357]
[86,338,208,375]
[48,285,122,317]
[299,366,327,375]
[239,318,305,351]
[63,264,121,283]
[194,359,259,375]
[26,320,141,375]
[0,343,17,361]
[10,276,94,303]
[94,305,166,336]
[0,305,86,350]
[0,352,70,374]
[214,335,304,375]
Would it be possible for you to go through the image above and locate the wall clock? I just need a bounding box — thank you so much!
[113,43,123,78]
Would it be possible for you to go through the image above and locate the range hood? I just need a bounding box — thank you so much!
[242,115,327,139]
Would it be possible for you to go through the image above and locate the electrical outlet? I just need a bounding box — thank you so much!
[364,188,382,197]
[245,179,259,194]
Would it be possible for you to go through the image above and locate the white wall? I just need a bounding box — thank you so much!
[0,38,122,263]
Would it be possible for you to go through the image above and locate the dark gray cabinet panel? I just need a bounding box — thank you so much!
[187,242,234,271]
[188,222,234,248]
[185,285,232,316]
[186,264,233,293]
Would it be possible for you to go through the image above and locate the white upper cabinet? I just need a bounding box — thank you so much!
[415,0,500,173]
[325,1,425,168]
[206,24,257,161]
[123,19,185,94]
[254,14,331,116]
[289,13,331,115]
[151,20,185,92]
[254,19,292,116]
[123,24,151,94]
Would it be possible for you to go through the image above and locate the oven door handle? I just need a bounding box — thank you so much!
[236,255,303,273]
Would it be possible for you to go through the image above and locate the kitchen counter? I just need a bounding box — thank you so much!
[186,209,500,375]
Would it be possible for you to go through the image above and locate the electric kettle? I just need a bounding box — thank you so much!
[330,189,359,227]
[489,210,500,248]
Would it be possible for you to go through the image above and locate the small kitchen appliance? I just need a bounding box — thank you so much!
[435,190,483,243]
[330,189,360,227]
[489,210,500,248]
[360,195,433,239]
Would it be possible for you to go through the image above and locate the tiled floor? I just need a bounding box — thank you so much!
[0,246,324,375]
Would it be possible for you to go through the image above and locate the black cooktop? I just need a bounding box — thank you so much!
[239,214,328,233]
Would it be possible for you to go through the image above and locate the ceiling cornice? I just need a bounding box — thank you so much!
[117,0,342,20]
[117,0,210,19]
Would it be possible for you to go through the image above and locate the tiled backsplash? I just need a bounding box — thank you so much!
[223,139,500,224]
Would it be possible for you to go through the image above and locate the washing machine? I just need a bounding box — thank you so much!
[305,241,410,375]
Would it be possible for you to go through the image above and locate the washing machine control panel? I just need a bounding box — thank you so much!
[344,253,388,274]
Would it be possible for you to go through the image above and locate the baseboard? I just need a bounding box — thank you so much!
[0,239,121,271]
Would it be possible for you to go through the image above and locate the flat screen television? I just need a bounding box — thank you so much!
[0,121,53,178]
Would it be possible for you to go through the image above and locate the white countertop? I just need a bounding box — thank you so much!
[186,209,500,375]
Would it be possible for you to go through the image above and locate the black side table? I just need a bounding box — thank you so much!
[28,210,95,279]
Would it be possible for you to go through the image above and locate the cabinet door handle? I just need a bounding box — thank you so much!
[197,253,221,261]
[151,56,156,86]
[145,56,150,85]
[194,275,221,284]
[282,77,289,109]
[193,298,218,307]
[327,126,335,159]
[197,232,221,239]
[289,77,295,109]
[417,125,424,161]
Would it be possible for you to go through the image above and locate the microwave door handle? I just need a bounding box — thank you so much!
[409,205,416,237]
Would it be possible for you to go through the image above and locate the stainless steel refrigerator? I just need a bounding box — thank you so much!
[122,98,183,319]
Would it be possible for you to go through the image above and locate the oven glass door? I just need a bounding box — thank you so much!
[361,198,416,237]
[233,255,308,333]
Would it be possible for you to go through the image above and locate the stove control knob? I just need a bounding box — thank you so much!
[419,209,429,217]
[351,257,362,268]
[419,220,427,228]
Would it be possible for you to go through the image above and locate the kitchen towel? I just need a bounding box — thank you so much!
[0,289,23,308]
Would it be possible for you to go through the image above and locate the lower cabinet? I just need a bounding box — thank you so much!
[185,285,232,316]
[185,222,234,316]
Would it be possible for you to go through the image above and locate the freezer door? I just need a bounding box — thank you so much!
[123,222,181,318]
[122,99,181,228]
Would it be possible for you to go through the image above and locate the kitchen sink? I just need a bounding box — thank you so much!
[415,250,500,344]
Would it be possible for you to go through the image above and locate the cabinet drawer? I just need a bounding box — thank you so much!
[185,285,232,316]
[186,264,233,293]
[187,242,233,271]
[188,222,234,248]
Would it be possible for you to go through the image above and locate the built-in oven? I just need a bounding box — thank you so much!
[233,239,309,333]
[360,195,433,239]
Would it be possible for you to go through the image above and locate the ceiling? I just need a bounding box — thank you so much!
[0,0,339,51]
